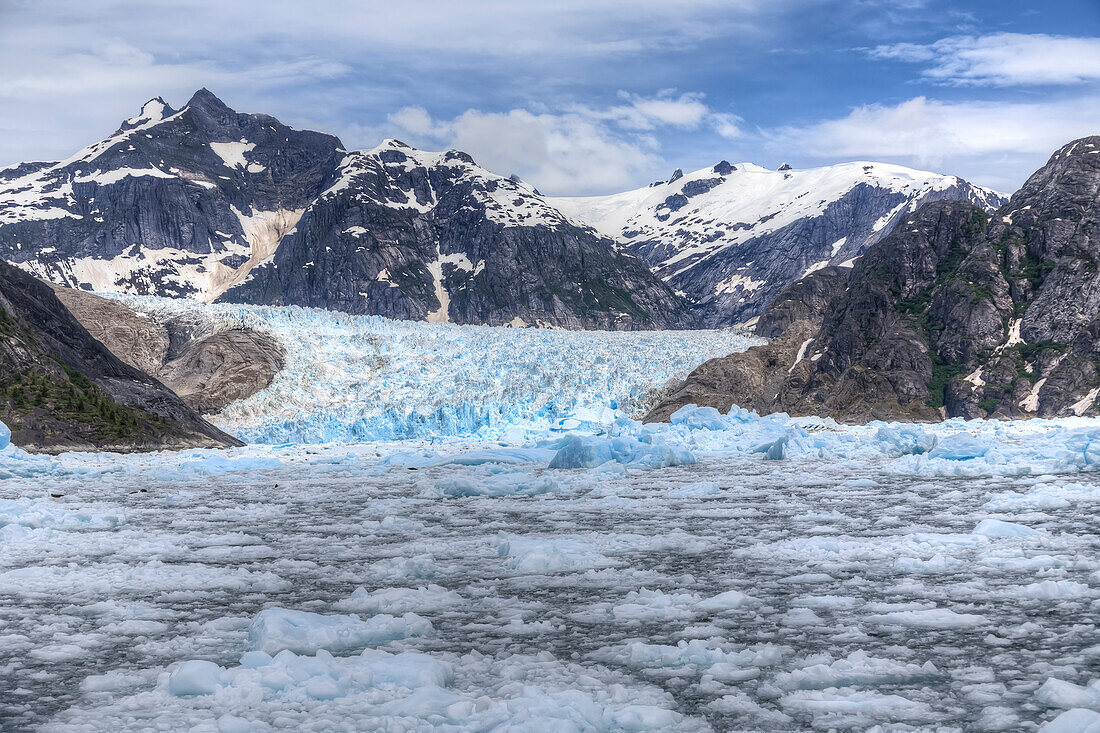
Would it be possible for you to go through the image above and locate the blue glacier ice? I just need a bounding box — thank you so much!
[110,295,762,444]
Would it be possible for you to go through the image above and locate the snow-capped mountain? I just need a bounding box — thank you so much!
[552,160,1006,325]
[223,140,696,329]
[0,90,694,330]
[0,89,342,301]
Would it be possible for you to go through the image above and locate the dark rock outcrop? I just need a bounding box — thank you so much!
[156,330,284,414]
[0,262,241,452]
[51,285,283,415]
[646,136,1100,422]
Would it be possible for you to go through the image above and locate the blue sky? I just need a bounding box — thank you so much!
[1,0,1098,195]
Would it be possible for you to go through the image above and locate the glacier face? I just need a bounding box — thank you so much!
[110,295,761,444]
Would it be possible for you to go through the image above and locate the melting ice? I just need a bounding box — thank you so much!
[1,308,1099,731]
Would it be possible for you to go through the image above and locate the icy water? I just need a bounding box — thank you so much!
[2,412,1100,732]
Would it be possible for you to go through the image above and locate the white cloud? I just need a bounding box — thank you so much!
[379,93,740,195]
[870,33,1100,86]
[762,95,1100,191]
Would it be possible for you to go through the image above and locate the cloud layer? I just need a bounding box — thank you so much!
[0,2,1096,195]
[379,93,741,195]
[871,33,1100,86]
[763,95,1100,192]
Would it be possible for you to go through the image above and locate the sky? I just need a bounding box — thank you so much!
[1,0,1098,196]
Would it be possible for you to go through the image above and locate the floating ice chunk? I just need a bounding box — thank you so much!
[774,651,940,690]
[973,518,1045,538]
[1019,580,1092,600]
[974,705,1020,731]
[548,435,695,470]
[893,553,962,574]
[599,639,782,672]
[167,659,224,696]
[608,705,684,729]
[80,671,149,692]
[432,446,556,466]
[669,404,729,430]
[983,482,1099,512]
[668,480,722,497]
[782,608,824,626]
[0,441,57,479]
[359,650,455,688]
[1040,708,1100,732]
[438,472,559,497]
[366,554,441,582]
[927,433,990,460]
[216,714,269,733]
[497,534,612,573]
[865,608,988,628]
[178,454,283,475]
[753,434,791,460]
[335,585,464,614]
[779,688,936,724]
[1035,678,1100,709]
[0,498,124,531]
[603,588,701,623]
[874,425,937,456]
[696,589,757,612]
[247,607,432,655]
[777,573,834,585]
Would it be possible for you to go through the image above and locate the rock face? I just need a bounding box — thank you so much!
[0,91,695,330]
[646,136,1100,422]
[0,262,240,452]
[552,161,1005,326]
[224,141,697,329]
[156,330,284,414]
[51,286,284,415]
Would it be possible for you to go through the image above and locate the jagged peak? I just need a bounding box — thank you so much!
[117,96,176,132]
[184,88,234,116]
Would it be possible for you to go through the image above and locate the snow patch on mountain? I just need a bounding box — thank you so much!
[209,141,256,169]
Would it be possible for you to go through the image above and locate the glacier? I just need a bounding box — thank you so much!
[2,304,1100,731]
[110,294,762,444]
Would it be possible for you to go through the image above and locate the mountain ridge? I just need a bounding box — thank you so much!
[552,159,1005,326]
[0,89,1004,330]
[646,135,1100,422]
[0,91,694,330]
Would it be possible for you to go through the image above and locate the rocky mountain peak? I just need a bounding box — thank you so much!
[185,87,233,114]
[118,96,176,132]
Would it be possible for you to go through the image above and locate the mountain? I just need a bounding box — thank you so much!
[0,89,342,301]
[646,136,1100,422]
[552,161,1005,326]
[0,261,241,452]
[0,91,695,330]
[222,140,697,329]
